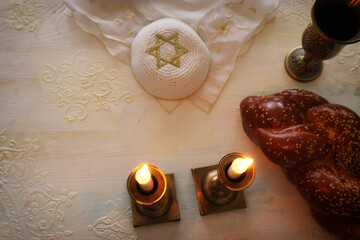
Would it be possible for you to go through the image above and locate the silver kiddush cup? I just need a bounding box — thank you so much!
[285,0,360,82]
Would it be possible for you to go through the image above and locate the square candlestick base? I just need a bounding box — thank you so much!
[130,173,180,227]
[191,165,247,216]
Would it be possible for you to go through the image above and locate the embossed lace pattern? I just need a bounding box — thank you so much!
[42,50,134,122]
[5,0,44,37]
[276,0,313,24]
[88,199,137,240]
[337,44,360,73]
[336,44,360,98]
[0,129,78,240]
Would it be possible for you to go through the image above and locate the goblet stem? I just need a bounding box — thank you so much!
[285,46,323,82]
[302,52,313,65]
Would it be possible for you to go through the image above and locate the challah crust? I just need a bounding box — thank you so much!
[240,89,360,239]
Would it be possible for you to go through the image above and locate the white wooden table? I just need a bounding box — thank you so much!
[0,0,359,239]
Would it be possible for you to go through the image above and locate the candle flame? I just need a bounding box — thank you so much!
[231,157,253,175]
[135,164,152,185]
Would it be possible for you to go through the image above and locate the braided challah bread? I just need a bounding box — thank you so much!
[240,89,360,239]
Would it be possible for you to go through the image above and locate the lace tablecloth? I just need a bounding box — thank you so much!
[0,0,359,239]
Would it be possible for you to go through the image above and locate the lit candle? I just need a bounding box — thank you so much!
[227,157,253,180]
[135,164,154,193]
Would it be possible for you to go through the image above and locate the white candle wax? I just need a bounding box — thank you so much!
[135,164,154,192]
[227,157,253,180]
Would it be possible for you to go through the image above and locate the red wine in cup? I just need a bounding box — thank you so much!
[315,2,359,41]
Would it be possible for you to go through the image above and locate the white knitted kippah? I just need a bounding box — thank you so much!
[131,18,211,100]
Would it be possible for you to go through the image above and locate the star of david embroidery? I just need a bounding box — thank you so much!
[146,33,188,69]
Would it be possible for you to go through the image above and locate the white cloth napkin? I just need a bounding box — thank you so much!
[64,0,279,112]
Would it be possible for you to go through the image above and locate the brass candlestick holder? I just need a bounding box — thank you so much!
[285,0,360,82]
[127,164,180,227]
[192,153,255,215]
